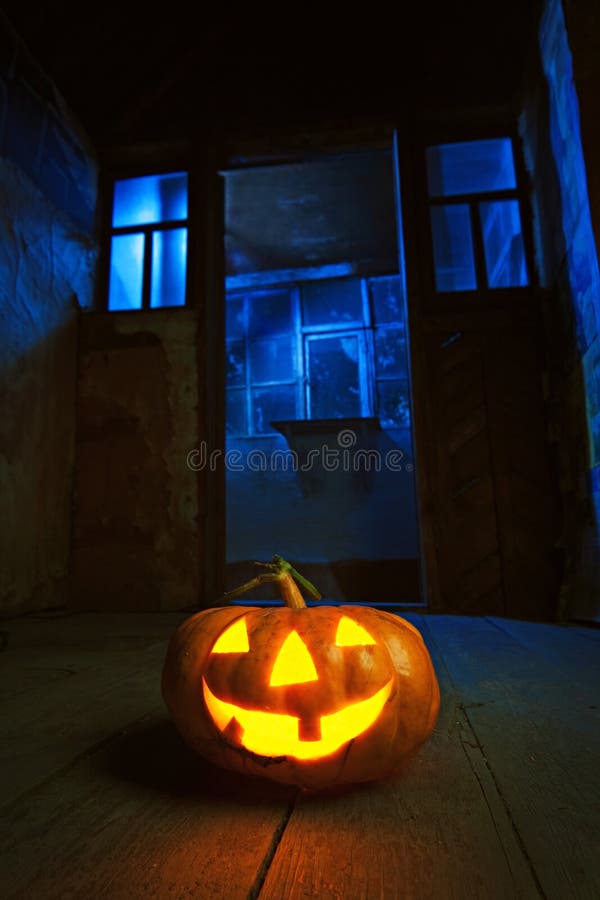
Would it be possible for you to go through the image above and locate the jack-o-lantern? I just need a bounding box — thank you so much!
[162,556,440,790]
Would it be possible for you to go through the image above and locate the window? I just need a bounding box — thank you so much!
[426,138,528,292]
[107,172,188,311]
[225,275,411,436]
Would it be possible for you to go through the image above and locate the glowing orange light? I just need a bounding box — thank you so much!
[335,616,376,647]
[211,617,249,654]
[202,678,393,759]
[269,631,319,686]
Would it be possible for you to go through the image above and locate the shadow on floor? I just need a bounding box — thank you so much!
[96,716,297,805]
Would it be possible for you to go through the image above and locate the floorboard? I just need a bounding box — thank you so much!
[0,611,598,900]
[0,612,187,806]
[259,612,539,900]
[425,615,600,900]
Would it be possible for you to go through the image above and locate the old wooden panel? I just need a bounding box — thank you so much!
[424,331,504,614]
[421,317,562,618]
[2,611,597,899]
[0,612,185,806]
[425,615,600,900]
[482,330,562,619]
[0,712,296,900]
[0,612,296,899]
[259,613,540,900]
[0,613,185,700]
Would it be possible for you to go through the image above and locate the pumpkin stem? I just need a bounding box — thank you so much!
[218,555,321,609]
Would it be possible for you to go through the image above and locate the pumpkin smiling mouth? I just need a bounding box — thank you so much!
[202,677,394,760]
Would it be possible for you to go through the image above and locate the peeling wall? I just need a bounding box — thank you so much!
[519,0,600,621]
[0,18,98,616]
[71,312,201,611]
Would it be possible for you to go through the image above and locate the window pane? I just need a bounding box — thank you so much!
[374,329,408,378]
[252,386,296,434]
[377,379,411,428]
[301,278,363,326]
[308,336,361,418]
[108,233,144,311]
[249,336,295,383]
[226,296,245,339]
[370,275,405,324]
[480,200,528,288]
[226,390,246,436]
[248,289,292,337]
[430,204,477,292]
[226,341,245,387]
[112,172,188,227]
[426,139,516,197]
[150,228,187,308]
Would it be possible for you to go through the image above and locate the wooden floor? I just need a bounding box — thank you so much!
[1,610,599,900]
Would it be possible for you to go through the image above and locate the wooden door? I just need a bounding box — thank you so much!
[403,130,564,619]
[421,310,562,618]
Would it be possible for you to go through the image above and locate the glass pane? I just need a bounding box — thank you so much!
[370,276,405,324]
[430,204,477,292]
[150,228,187,308]
[480,200,528,288]
[249,337,295,383]
[226,390,246,436]
[226,341,245,387]
[374,329,408,378]
[308,336,361,418]
[112,172,188,227]
[301,278,363,326]
[377,379,411,428]
[108,233,144,311]
[226,296,245,340]
[427,139,516,197]
[252,386,296,434]
[248,289,292,337]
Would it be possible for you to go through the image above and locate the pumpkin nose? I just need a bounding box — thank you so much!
[269,631,319,686]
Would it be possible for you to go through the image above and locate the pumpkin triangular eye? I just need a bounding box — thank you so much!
[335,616,376,647]
[212,617,250,653]
[269,631,319,686]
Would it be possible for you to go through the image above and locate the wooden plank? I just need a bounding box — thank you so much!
[449,429,493,492]
[420,306,541,335]
[481,330,561,619]
[486,616,600,693]
[259,613,540,900]
[423,329,507,615]
[425,615,600,900]
[0,612,186,701]
[442,360,486,424]
[0,711,296,900]
[456,552,503,611]
[446,406,488,456]
[0,612,186,807]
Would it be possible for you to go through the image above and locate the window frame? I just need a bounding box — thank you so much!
[304,329,371,420]
[225,275,410,438]
[420,132,536,309]
[102,168,190,312]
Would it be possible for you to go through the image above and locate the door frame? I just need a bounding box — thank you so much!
[208,124,429,607]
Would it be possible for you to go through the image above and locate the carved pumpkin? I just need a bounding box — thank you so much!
[162,557,440,790]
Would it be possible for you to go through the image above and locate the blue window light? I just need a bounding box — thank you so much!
[108,171,188,311]
[480,200,528,288]
[306,333,364,419]
[112,172,188,227]
[252,386,297,434]
[426,138,529,293]
[430,204,477,292]
[150,228,188,308]
[225,275,413,435]
[426,138,517,197]
[107,233,145,311]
